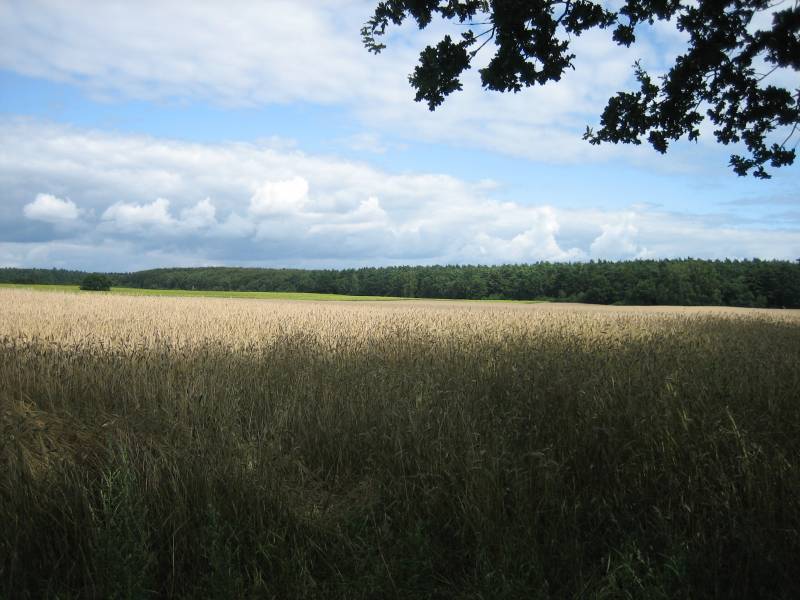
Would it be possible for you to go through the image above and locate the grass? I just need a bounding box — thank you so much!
[0,282,403,301]
[1,289,799,598]
[0,283,546,304]
[0,283,551,304]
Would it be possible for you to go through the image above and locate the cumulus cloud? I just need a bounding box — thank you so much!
[589,216,645,259]
[351,196,387,222]
[1,119,798,271]
[308,197,388,236]
[23,193,81,223]
[102,197,223,235]
[470,209,583,263]
[102,198,175,231]
[180,198,217,229]
[249,177,309,216]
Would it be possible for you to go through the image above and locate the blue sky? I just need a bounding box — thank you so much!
[0,0,797,271]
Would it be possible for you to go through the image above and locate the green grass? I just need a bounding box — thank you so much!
[0,282,403,301]
[0,283,547,303]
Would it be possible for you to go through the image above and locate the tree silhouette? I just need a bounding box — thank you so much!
[363,0,799,178]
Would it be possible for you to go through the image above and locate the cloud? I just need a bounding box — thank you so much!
[23,193,81,222]
[249,177,309,216]
[340,133,392,154]
[101,197,223,234]
[0,1,373,106]
[455,206,579,262]
[0,0,730,169]
[589,215,645,259]
[725,194,800,207]
[102,198,175,231]
[180,198,217,229]
[351,196,386,222]
[1,119,798,271]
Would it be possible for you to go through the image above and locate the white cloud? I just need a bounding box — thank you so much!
[308,196,388,235]
[102,196,223,234]
[590,215,645,259]
[102,198,174,231]
[1,119,798,271]
[249,177,309,216]
[23,193,81,222]
[446,205,576,262]
[0,1,373,106]
[180,198,217,229]
[0,0,723,168]
[352,196,386,221]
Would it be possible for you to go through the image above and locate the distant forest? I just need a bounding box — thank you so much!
[2,259,799,308]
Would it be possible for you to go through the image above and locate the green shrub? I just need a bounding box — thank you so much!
[80,274,112,291]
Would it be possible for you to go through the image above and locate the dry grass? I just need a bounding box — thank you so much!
[1,288,799,598]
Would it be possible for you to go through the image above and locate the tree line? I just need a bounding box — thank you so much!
[2,259,799,307]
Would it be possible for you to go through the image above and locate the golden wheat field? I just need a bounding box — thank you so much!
[2,287,800,598]
[2,287,798,346]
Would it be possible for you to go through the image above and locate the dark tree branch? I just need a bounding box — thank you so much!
[363,0,800,178]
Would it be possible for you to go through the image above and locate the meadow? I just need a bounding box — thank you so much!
[1,288,799,598]
[0,283,404,302]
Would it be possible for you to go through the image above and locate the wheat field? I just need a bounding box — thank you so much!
[2,288,799,598]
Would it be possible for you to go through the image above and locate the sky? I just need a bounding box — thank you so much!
[0,0,798,272]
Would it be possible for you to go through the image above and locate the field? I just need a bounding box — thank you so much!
[2,288,799,598]
[0,283,405,302]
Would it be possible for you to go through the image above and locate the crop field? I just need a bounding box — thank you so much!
[1,288,799,598]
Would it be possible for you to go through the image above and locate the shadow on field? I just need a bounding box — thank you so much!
[2,315,799,598]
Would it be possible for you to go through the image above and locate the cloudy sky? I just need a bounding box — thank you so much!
[1,0,798,271]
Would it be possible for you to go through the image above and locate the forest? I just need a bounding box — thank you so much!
[2,258,799,308]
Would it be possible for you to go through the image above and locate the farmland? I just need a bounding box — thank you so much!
[2,288,799,598]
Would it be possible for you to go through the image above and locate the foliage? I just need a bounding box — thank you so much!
[5,259,795,307]
[0,267,95,286]
[79,273,113,292]
[362,0,800,178]
[1,290,799,597]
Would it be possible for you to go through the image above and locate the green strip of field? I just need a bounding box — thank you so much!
[0,283,402,302]
[0,283,549,303]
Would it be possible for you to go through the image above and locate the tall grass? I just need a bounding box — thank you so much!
[1,289,799,598]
